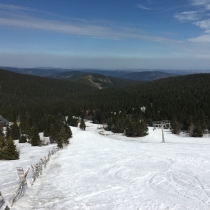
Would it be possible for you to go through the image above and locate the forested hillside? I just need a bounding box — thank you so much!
[0,69,95,108]
[1,69,210,137]
[87,74,210,135]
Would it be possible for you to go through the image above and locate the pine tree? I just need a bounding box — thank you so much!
[23,122,31,139]
[31,126,41,146]
[19,122,26,135]
[138,121,148,137]
[80,119,86,130]
[106,118,113,131]
[28,126,35,142]
[57,138,63,148]
[126,121,135,137]
[4,136,19,160]
[10,122,20,140]
[43,128,50,137]
[50,124,57,143]
[65,124,72,138]
[0,126,4,137]
[188,123,194,137]
[114,120,120,133]
[171,121,181,134]
[57,126,69,148]
[0,135,6,159]
[0,135,6,148]
[71,118,78,127]
[43,115,52,137]
[6,127,11,140]
[126,120,148,137]
[113,118,126,133]
[192,124,203,137]
[19,135,27,143]
[66,115,72,126]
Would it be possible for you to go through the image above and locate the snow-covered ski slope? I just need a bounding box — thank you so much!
[1,122,210,210]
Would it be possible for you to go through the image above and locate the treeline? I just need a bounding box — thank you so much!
[80,74,210,136]
[1,70,210,140]
[0,111,76,160]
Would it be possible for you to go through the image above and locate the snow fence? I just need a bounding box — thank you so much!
[0,147,60,209]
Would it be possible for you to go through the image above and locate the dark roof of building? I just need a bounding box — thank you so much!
[0,115,9,126]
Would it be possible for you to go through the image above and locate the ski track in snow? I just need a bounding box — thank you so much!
[1,122,210,209]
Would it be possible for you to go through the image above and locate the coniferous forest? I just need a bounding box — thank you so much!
[1,69,210,159]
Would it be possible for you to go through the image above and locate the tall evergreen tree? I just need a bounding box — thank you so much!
[66,115,72,126]
[171,121,181,134]
[138,121,148,136]
[10,122,20,140]
[126,121,135,137]
[6,127,11,140]
[28,126,34,142]
[64,124,72,138]
[50,124,57,143]
[31,126,41,146]
[57,125,69,148]
[106,118,113,131]
[0,135,6,148]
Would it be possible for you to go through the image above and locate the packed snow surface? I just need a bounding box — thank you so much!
[1,122,210,210]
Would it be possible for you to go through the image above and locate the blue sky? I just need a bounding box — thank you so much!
[0,0,210,69]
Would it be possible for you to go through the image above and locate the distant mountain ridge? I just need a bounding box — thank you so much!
[0,67,62,77]
[49,71,136,89]
[121,71,176,81]
[50,71,89,80]
[2,66,210,83]
[49,70,176,85]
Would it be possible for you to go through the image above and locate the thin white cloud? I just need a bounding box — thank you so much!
[0,3,181,43]
[0,13,181,44]
[191,0,210,10]
[174,11,199,22]
[0,4,36,12]
[0,4,87,22]
[188,35,210,42]
[0,16,116,38]
[188,19,210,42]
[194,19,210,33]
[137,4,154,10]
[173,1,210,42]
